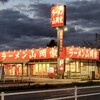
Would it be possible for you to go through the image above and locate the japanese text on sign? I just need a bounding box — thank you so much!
[59,29,63,51]
[0,48,58,61]
[66,47,99,60]
[51,5,66,27]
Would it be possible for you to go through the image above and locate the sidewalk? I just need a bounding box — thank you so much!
[30,78,87,84]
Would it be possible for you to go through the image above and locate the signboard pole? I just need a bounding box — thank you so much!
[57,27,60,78]
[57,27,62,79]
[51,5,66,79]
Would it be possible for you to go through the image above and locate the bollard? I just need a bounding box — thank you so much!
[1,92,4,100]
[75,86,77,100]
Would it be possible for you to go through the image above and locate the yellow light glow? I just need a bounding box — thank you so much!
[59,6,64,10]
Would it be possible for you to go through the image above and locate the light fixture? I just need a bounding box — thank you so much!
[63,26,68,31]
[56,27,59,30]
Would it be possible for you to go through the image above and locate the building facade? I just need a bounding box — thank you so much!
[0,46,100,80]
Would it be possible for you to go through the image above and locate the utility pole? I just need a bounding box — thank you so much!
[95,33,98,48]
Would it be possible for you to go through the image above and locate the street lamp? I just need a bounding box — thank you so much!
[64,26,68,32]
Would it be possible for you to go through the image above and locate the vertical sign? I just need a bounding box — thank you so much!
[60,59,64,73]
[51,5,66,27]
[59,29,63,51]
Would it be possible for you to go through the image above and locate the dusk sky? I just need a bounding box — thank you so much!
[0,0,100,51]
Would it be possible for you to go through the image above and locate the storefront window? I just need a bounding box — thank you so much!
[46,64,49,73]
[70,62,75,72]
[29,64,34,75]
[43,64,48,74]
[23,66,27,76]
[39,64,42,75]
[12,66,15,75]
[17,64,22,76]
[81,61,88,75]
[4,64,22,76]
[27,63,53,76]
[65,64,70,72]
[35,64,38,74]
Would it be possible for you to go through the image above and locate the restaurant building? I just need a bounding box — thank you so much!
[0,46,100,80]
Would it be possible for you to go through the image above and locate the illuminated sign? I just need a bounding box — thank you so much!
[60,59,64,73]
[66,47,99,60]
[0,47,65,61]
[51,5,66,27]
[59,29,63,51]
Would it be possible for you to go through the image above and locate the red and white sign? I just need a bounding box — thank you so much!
[60,59,64,73]
[59,29,64,51]
[66,46,99,60]
[0,47,65,61]
[51,5,66,27]
[0,46,99,61]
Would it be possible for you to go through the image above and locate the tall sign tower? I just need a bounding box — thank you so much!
[51,5,66,78]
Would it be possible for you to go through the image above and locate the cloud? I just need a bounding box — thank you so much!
[0,0,9,4]
[67,1,100,31]
[0,5,56,51]
[29,3,51,18]
[0,0,100,51]
[62,0,100,47]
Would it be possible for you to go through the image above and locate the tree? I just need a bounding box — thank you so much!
[47,39,57,47]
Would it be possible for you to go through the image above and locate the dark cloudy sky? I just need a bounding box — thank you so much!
[0,0,100,51]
